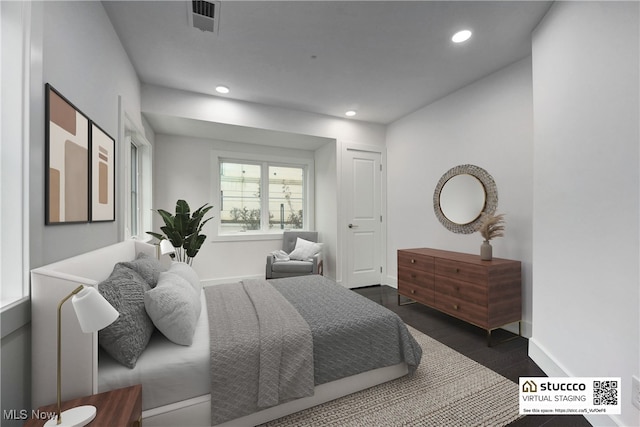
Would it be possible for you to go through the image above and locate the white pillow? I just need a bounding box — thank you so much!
[144,272,199,346]
[168,262,202,296]
[288,237,322,261]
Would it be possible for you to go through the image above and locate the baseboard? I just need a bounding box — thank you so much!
[384,274,398,288]
[529,338,620,427]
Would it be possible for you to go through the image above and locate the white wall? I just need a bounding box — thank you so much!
[0,0,148,421]
[143,85,386,284]
[153,134,318,283]
[530,2,639,426]
[32,1,148,267]
[315,141,339,279]
[386,57,534,334]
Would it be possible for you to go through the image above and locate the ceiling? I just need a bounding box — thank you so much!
[103,1,551,129]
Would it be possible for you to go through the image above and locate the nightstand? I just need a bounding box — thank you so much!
[24,385,142,427]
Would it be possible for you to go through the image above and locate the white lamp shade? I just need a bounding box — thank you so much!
[71,287,119,333]
[160,239,176,255]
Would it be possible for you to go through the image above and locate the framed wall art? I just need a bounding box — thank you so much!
[90,122,115,222]
[45,84,90,224]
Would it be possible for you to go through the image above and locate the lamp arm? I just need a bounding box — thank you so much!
[55,285,85,425]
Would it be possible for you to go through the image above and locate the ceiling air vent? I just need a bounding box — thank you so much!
[188,0,220,33]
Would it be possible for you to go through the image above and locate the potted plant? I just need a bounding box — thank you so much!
[478,213,505,261]
[147,199,213,265]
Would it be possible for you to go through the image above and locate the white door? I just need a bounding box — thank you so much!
[345,148,382,288]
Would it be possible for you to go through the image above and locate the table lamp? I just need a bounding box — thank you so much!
[44,285,119,427]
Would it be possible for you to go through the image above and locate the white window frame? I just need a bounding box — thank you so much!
[1,1,31,308]
[123,115,152,241]
[212,150,314,242]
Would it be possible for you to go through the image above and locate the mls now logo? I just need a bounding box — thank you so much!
[522,380,538,393]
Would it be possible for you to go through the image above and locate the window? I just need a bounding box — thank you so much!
[1,0,30,307]
[220,162,262,232]
[269,165,304,230]
[130,143,139,237]
[214,152,313,239]
[124,116,152,241]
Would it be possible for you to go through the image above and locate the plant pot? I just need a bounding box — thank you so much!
[480,240,492,261]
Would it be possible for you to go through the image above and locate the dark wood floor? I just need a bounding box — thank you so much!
[352,285,592,427]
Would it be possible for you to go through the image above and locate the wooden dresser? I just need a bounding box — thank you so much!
[397,248,521,345]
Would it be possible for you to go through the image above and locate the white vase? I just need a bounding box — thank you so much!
[480,240,492,261]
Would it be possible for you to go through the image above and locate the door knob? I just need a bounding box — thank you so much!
[348,223,358,228]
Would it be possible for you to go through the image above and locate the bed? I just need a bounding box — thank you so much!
[31,241,422,426]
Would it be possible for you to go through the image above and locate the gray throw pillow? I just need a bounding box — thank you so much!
[144,272,199,346]
[98,264,155,368]
[119,252,166,288]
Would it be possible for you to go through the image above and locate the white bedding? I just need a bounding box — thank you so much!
[98,290,210,410]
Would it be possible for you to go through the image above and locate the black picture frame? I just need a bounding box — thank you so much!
[45,83,90,225]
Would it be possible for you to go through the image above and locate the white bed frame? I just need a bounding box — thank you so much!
[31,241,408,426]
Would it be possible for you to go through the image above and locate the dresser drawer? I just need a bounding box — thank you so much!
[398,266,434,287]
[433,292,487,327]
[398,281,434,305]
[435,275,487,306]
[435,258,487,283]
[398,251,434,273]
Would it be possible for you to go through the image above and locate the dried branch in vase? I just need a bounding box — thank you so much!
[479,213,505,241]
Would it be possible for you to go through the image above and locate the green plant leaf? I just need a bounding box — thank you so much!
[174,200,191,236]
[146,231,165,241]
[185,234,206,258]
[155,209,175,228]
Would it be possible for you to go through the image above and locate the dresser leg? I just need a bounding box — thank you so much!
[397,294,417,306]
[487,321,522,347]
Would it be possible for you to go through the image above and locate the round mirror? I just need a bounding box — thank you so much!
[439,174,485,224]
[433,164,498,234]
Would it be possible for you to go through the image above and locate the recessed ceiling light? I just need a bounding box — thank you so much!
[452,30,472,43]
[345,110,357,117]
[216,85,230,94]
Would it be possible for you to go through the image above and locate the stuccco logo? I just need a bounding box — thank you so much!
[522,379,587,392]
[522,380,537,393]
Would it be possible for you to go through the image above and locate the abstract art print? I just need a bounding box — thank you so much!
[45,84,90,224]
[90,122,115,222]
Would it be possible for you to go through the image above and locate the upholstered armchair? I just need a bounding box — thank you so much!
[266,231,323,279]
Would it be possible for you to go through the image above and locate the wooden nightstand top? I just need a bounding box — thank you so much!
[24,385,141,427]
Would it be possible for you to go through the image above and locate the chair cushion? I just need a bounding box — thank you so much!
[289,238,322,260]
[282,231,318,253]
[271,260,314,274]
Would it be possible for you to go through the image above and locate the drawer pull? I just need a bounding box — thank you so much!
[453,304,459,310]
[455,268,460,273]
[410,273,416,279]
[411,259,416,264]
[411,289,416,294]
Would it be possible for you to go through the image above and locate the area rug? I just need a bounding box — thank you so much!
[263,326,521,427]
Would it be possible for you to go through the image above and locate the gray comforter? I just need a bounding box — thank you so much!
[205,276,422,425]
[270,276,422,384]
[206,280,314,425]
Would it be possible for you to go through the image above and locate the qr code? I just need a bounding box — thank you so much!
[593,380,618,405]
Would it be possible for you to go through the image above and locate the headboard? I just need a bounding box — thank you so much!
[31,240,156,408]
